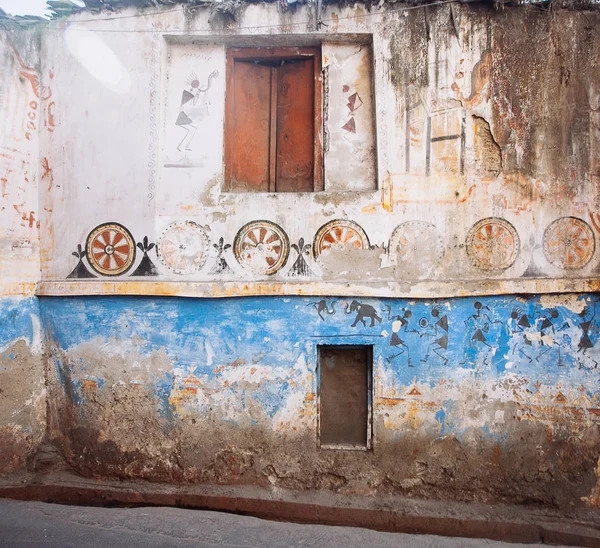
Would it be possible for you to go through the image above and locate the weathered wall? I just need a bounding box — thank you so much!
[2,1,600,508]
[0,298,45,474]
[0,27,45,474]
[41,294,599,506]
[0,27,42,294]
[37,4,600,293]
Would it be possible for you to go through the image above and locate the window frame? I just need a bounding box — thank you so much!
[224,46,324,193]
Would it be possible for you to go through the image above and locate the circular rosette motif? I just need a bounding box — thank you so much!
[158,221,210,275]
[86,223,136,276]
[389,221,444,278]
[313,220,370,258]
[466,218,520,271]
[234,220,290,275]
[543,216,595,270]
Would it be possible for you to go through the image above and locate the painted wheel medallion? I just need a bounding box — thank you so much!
[234,220,290,275]
[466,218,519,271]
[543,216,595,270]
[313,220,369,258]
[86,223,136,276]
[158,221,210,274]
[389,221,444,278]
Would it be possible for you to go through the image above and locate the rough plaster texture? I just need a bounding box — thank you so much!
[0,31,45,474]
[40,295,600,507]
[1,1,600,512]
[0,298,45,474]
[0,28,41,295]
[29,4,600,289]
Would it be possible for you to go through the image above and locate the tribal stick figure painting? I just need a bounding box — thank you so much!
[535,308,569,366]
[175,70,218,152]
[421,307,449,365]
[460,301,502,366]
[384,305,418,367]
[577,304,599,368]
[507,307,535,363]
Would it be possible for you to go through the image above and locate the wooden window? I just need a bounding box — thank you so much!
[224,47,323,192]
[318,345,372,450]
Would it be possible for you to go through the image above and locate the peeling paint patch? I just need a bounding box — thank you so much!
[0,297,45,473]
[540,293,589,314]
[38,294,600,505]
[0,297,40,352]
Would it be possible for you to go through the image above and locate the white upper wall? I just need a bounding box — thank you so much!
[23,3,600,294]
[0,27,41,296]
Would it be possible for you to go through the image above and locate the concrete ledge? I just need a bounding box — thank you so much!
[1,473,599,546]
[36,277,600,299]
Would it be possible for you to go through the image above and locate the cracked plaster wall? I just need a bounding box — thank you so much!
[0,30,46,474]
[1,1,600,508]
[34,4,600,287]
[41,294,600,506]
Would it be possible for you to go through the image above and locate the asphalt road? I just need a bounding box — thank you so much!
[0,499,574,548]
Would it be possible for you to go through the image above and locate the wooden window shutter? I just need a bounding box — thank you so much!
[225,61,272,192]
[225,48,322,193]
[275,59,315,192]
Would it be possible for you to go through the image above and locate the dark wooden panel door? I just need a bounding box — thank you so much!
[275,59,314,192]
[225,61,271,192]
[319,346,369,448]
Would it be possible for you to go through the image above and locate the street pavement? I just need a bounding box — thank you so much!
[0,499,574,547]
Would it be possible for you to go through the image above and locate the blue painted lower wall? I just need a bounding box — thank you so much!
[0,296,45,473]
[39,294,600,504]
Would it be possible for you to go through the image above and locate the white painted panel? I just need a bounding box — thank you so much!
[158,43,225,216]
[323,43,376,192]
